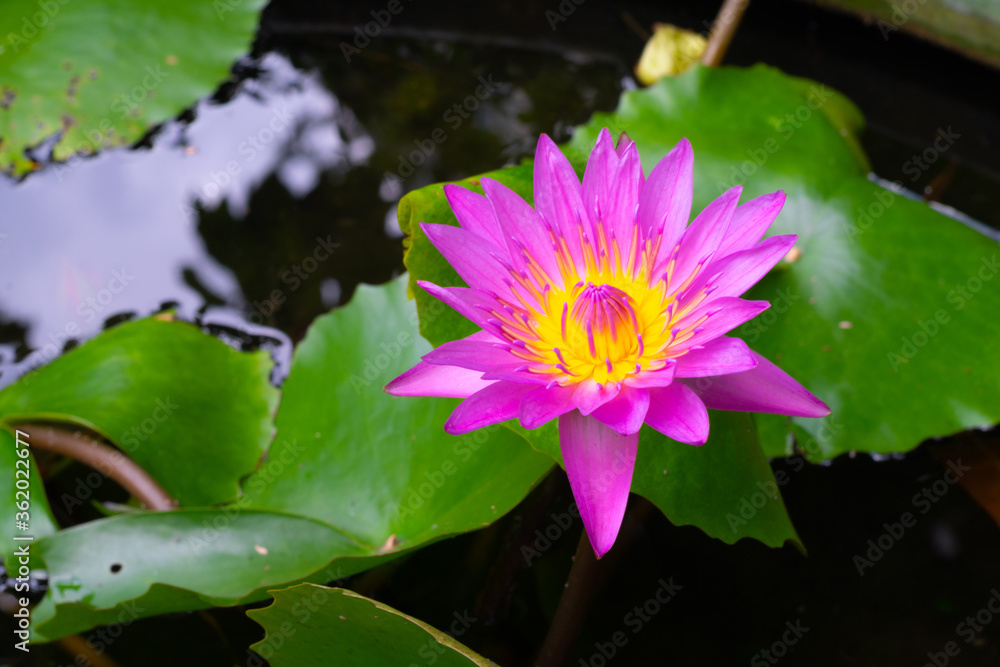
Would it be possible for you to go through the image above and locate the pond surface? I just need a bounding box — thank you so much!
[2,0,1000,664]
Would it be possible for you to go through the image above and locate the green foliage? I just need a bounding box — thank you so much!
[0,317,280,506]
[248,584,498,667]
[570,65,1000,461]
[0,0,267,174]
[0,426,58,566]
[241,279,554,547]
[398,63,1000,552]
[8,278,552,642]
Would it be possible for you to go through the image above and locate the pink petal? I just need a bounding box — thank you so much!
[417,282,505,337]
[573,377,619,415]
[443,184,505,248]
[614,134,646,182]
[645,382,710,445]
[700,234,798,302]
[591,386,650,435]
[637,138,693,253]
[481,177,563,287]
[601,142,642,262]
[480,368,551,385]
[622,362,677,389]
[681,351,831,417]
[714,190,786,260]
[385,362,493,398]
[675,336,758,378]
[534,134,587,271]
[665,186,741,295]
[518,384,577,429]
[422,331,516,372]
[581,128,619,234]
[559,410,639,558]
[420,223,517,300]
[444,381,536,434]
[674,297,770,349]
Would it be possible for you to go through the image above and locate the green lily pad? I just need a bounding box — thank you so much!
[569,64,1000,460]
[248,584,498,667]
[26,277,554,642]
[0,425,59,567]
[28,508,367,642]
[398,64,1000,549]
[242,276,554,548]
[0,0,267,175]
[0,317,280,507]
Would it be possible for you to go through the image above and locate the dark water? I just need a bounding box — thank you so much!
[2,0,1000,664]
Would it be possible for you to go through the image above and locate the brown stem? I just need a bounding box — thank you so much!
[701,0,752,67]
[15,423,175,511]
[535,530,602,667]
[57,634,122,667]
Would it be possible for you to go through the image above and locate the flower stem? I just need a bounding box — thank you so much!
[701,0,752,67]
[16,423,175,511]
[535,530,601,667]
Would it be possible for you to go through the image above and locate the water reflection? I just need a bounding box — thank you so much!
[0,53,349,384]
[0,37,628,386]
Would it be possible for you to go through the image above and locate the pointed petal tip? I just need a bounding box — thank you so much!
[559,411,637,569]
[676,136,693,153]
[589,531,613,560]
[536,133,558,154]
[807,398,833,418]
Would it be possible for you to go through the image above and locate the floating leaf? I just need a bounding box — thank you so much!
[26,277,554,641]
[568,65,1000,461]
[248,584,498,667]
[242,277,554,547]
[398,64,1000,549]
[0,317,279,507]
[0,0,267,174]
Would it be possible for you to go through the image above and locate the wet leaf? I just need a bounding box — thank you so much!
[0,0,267,174]
[569,65,1000,461]
[242,277,554,548]
[0,425,59,567]
[26,277,554,642]
[248,584,498,667]
[28,509,368,642]
[0,318,279,507]
[398,64,1000,550]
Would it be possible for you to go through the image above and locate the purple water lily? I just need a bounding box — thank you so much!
[386,129,830,557]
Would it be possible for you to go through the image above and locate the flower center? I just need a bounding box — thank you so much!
[539,279,658,386]
[568,283,639,362]
[506,227,692,386]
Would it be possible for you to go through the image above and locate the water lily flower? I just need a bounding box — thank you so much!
[386,129,830,558]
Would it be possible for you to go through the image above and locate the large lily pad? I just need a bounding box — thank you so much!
[569,64,1000,460]
[242,279,555,547]
[0,317,280,507]
[0,0,267,174]
[25,277,555,642]
[248,584,498,667]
